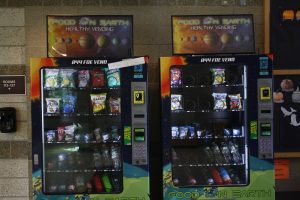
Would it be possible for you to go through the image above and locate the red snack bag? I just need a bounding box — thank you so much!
[57,127,65,142]
[91,69,106,88]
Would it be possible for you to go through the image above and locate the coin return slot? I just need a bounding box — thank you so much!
[134,114,145,118]
[261,109,271,114]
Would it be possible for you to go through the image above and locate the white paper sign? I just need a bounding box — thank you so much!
[108,57,145,70]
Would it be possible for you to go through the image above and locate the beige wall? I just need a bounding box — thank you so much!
[0,1,267,199]
[0,8,30,200]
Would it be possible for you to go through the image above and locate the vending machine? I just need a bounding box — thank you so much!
[31,57,149,200]
[160,55,275,200]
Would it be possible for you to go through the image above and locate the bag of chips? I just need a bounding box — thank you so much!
[170,68,182,86]
[46,130,56,142]
[102,132,110,142]
[91,69,106,88]
[228,94,242,110]
[44,69,59,88]
[188,126,196,139]
[233,128,241,136]
[212,93,227,110]
[171,126,179,139]
[46,98,60,113]
[171,94,183,111]
[60,69,76,88]
[106,69,120,87]
[78,70,90,88]
[57,126,65,142]
[111,126,120,141]
[62,94,76,113]
[84,133,93,142]
[90,93,107,113]
[109,97,121,114]
[224,128,231,136]
[93,128,102,142]
[65,124,76,142]
[211,68,225,85]
[179,126,188,139]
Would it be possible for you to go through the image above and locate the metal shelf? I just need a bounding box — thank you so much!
[45,169,122,173]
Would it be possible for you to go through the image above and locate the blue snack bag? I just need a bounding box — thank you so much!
[106,69,120,87]
[62,94,76,113]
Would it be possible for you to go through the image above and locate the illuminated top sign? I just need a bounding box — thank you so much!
[172,15,255,54]
[47,15,133,58]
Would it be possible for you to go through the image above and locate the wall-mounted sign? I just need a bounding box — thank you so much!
[273,70,300,152]
[47,15,133,58]
[172,15,255,54]
[0,75,26,95]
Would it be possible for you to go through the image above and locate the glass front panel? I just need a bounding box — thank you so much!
[169,64,248,187]
[41,67,123,194]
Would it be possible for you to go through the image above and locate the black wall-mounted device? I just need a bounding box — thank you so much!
[0,107,16,133]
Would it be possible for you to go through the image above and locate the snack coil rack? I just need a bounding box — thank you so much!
[169,65,249,187]
[40,67,123,195]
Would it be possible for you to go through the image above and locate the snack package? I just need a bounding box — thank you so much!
[111,126,120,141]
[197,129,205,138]
[171,126,179,139]
[179,126,188,139]
[91,69,106,88]
[74,123,84,141]
[228,94,242,110]
[75,175,86,193]
[46,130,56,142]
[224,128,231,136]
[211,68,225,85]
[90,93,107,113]
[44,69,59,88]
[67,185,75,192]
[94,128,102,142]
[171,94,183,111]
[46,98,60,113]
[86,182,93,193]
[75,132,84,141]
[78,70,90,88]
[57,126,65,142]
[93,150,103,169]
[106,69,120,87]
[102,132,110,142]
[170,68,182,86]
[84,133,93,142]
[65,124,76,142]
[212,93,227,110]
[109,97,121,114]
[60,69,76,88]
[62,94,76,113]
[188,126,196,139]
[233,128,241,136]
[58,184,66,192]
[49,185,58,192]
